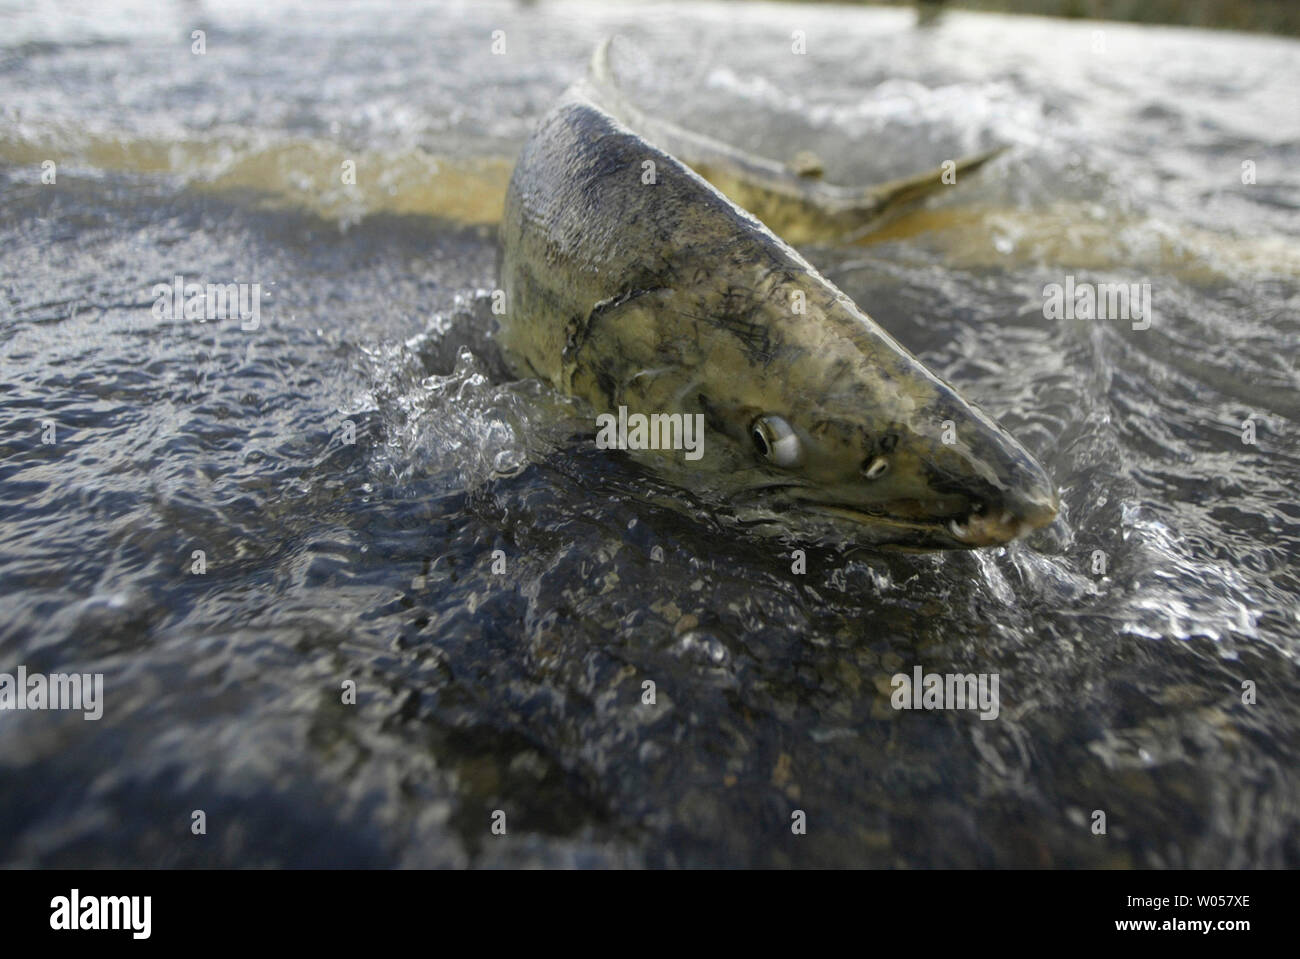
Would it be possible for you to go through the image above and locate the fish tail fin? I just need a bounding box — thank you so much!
[852,146,1007,225]
[589,36,1006,243]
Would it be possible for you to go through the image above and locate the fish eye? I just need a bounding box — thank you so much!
[751,414,801,467]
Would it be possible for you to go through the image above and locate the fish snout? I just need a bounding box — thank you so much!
[904,396,1060,548]
[947,485,1059,547]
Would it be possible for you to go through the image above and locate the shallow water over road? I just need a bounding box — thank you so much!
[1,0,1298,866]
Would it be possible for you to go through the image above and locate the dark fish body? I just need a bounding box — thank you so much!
[500,77,1057,549]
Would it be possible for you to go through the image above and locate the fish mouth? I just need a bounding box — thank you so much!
[744,482,1059,548]
[798,497,1059,548]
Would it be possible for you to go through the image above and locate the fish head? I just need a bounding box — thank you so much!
[693,276,1059,549]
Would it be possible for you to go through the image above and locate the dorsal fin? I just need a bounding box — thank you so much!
[586,36,1005,244]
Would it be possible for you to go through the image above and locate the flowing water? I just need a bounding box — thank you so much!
[1,0,1298,867]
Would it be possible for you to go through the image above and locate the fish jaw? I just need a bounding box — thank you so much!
[788,415,1061,550]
